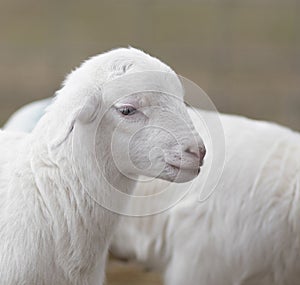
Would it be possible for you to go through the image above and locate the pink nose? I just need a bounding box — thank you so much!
[185,145,206,166]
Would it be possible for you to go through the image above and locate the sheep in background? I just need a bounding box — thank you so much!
[0,47,205,285]
[4,98,52,132]
[110,108,300,285]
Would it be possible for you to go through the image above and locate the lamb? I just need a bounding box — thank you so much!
[7,100,300,285]
[7,66,300,285]
[0,47,205,285]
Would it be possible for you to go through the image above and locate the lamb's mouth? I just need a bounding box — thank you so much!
[158,162,201,183]
[166,163,201,174]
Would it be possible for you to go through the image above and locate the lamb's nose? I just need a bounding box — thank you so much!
[185,145,206,165]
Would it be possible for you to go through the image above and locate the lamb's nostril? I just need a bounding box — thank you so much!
[185,145,206,170]
[185,146,200,158]
[185,145,206,160]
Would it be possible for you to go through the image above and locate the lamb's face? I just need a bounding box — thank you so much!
[52,48,205,184]
[96,71,205,183]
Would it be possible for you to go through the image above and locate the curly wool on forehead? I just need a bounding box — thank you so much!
[68,47,176,84]
[100,47,174,74]
[60,48,175,89]
[50,48,181,115]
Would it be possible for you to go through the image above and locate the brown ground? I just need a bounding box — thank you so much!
[106,259,162,285]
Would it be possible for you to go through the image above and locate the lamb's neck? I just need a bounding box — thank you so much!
[117,213,171,272]
[29,139,136,281]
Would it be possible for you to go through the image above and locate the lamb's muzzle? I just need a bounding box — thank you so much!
[185,144,206,163]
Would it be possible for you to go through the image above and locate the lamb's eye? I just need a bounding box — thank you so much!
[118,106,137,116]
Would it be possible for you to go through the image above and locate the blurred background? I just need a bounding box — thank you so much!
[1,0,299,130]
[0,0,299,284]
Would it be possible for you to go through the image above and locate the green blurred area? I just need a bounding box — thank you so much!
[0,0,299,130]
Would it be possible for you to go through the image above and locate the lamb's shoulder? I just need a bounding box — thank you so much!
[0,130,27,194]
[0,132,39,239]
[0,129,27,160]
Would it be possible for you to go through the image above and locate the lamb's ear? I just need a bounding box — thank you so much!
[50,95,101,149]
[77,94,100,124]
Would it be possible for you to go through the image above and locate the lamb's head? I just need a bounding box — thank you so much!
[45,48,205,183]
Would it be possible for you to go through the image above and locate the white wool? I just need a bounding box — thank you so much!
[6,94,300,284]
[111,109,300,285]
[3,98,52,133]
[0,48,204,285]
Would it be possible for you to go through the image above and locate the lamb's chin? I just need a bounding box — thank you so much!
[157,164,200,183]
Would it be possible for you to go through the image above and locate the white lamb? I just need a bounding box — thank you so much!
[6,67,300,285]
[0,47,205,285]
